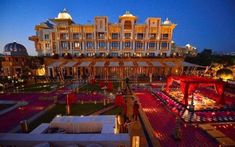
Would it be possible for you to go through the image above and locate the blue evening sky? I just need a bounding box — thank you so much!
[0,0,235,55]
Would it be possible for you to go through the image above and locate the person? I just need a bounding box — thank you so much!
[123,100,128,122]
[123,117,131,133]
[117,112,124,133]
[125,77,129,84]
[133,101,139,121]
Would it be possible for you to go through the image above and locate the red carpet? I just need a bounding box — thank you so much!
[135,90,217,146]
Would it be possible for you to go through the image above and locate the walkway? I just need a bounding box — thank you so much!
[135,90,217,147]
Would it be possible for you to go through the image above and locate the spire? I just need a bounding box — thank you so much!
[126,11,130,14]
[163,17,172,25]
[63,8,67,12]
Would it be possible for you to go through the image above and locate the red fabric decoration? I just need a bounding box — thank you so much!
[89,79,96,85]
[180,82,189,105]
[115,95,124,107]
[188,83,198,95]
[166,76,174,92]
[107,82,113,91]
[215,83,225,104]
[67,92,77,105]
[99,81,105,88]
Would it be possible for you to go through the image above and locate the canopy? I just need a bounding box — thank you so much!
[182,61,204,67]
[123,61,134,67]
[109,62,119,67]
[94,61,105,67]
[137,62,149,67]
[115,95,125,107]
[166,76,225,105]
[78,61,91,67]
[48,61,63,68]
[164,62,175,67]
[62,61,77,67]
[151,61,163,67]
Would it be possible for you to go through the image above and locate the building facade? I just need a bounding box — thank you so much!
[172,43,198,57]
[29,9,176,57]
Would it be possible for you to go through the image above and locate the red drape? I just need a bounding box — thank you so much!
[166,76,174,92]
[198,83,214,88]
[99,81,105,88]
[180,82,189,105]
[67,92,77,105]
[115,95,124,107]
[89,79,96,85]
[214,83,225,104]
[107,82,113,91]
[188,83,198,95]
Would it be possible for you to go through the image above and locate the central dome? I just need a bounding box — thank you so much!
[163,18,172,25]
[4,42,28,56]
[57,8,72,20]
[122,11,135,17]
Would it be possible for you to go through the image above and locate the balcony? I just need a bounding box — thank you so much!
[28,36,38,41]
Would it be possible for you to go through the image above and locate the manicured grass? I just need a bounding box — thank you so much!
[0,104,14,111]
[19,83,60,92]
[102,106,122,115]
[28,103,109,131]
[79,83,102,92]
[79,81,121,92]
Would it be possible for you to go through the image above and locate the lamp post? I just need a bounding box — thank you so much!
[66,94,71,115]
[189,92,195,112]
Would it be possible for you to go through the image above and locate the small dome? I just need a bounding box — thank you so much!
[3,42,28,56]
[185,44,191,48]
[122,11,135,17]
[57,8,72,20]
[163,18,172,25]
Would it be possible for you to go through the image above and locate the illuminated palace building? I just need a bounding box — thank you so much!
[29,9,176,57]
[28,9,190,80]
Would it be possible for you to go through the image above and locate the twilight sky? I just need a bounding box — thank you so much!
[0,0,235,55]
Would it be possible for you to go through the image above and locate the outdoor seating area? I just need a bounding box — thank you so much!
[153,91,235,123]
[134,89,217,146]
[199,123,235,146]
[0,93,54,132]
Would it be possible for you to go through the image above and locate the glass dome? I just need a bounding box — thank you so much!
[4,42,28,56]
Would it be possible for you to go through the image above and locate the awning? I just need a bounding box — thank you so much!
[62,62,77,67]
[151,61,163,67]
[109,62,119,67]
[164,62,175,67]
[137,62,149,67]
[182,62,204,67]
[78,61,91,67]
[94,61,105,67]
[48,61,63,68]
[123,61,134,67]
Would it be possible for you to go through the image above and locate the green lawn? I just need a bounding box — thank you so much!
[19,83,60,92]
[79,81,121,92]
[28,103,109,131]
[102,106,122,115]
[79,83,102,92]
